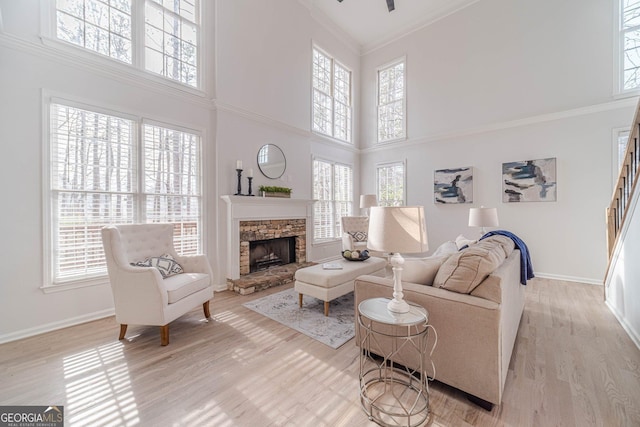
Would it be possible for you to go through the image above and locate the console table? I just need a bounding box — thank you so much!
[358,297,432,427]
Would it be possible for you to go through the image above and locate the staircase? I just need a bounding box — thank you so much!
[605,99,640,292]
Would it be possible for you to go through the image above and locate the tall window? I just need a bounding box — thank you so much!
[377,58,406,142]
[312,47,352,143]
[48,100,202,286]
[620,0,640,91]
[54,0,200,88]
[377,162,405,206]
[313,159,353,241]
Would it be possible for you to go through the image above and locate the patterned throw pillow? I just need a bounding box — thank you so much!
[131,254,184,279]
[347,231,368,242]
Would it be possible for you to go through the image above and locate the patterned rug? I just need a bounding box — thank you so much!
[242,288,355,349]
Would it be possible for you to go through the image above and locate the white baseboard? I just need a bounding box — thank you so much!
[606,300,640,351]
[0,308,115,345]
[212,283,228,292]
[534,272,602,286]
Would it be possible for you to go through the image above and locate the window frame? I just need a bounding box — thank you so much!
[312,157,354,243]
[376,160,406,207]
[42,93,205,293]
[311,44,353,144]
[42,0,203,92]
[376,56,407,144]
[616,0,640,95]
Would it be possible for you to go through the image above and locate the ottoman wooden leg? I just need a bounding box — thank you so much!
[324,301,330,317]
[299,293,303,308]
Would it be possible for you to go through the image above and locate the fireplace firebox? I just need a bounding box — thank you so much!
[249,236,296,273]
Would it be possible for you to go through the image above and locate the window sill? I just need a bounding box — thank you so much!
[311,130,354,147]
[312,238,341,247]
[41,275,110,294]
[376,135,408,145]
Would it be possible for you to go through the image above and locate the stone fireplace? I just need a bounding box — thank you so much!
[221,196,316,294]
[239,219,306,275]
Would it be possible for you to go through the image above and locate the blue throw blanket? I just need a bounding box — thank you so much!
[480,230,534,285]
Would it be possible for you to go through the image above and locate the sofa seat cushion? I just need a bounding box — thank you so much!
[164,272,210,303]
[434,238,509,294]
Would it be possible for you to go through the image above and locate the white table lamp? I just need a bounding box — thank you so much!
[468,206,499,237]
[360,194,378,216]
[368,206,429,313]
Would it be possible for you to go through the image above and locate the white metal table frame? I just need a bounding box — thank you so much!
[358,297,434,427]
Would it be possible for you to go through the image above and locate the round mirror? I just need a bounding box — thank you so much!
[257,144,286,179]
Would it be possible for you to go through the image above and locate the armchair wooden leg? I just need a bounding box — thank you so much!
[299,293,303,308]
[160,325,169,346]
[119,324,127,340]
[203,301,211,319]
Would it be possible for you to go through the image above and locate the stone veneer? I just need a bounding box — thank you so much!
[228,219,307,294]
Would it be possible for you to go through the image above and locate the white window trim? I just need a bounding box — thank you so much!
[613,126,631,188]
[41,91,206,293]
[39,0,205,94]
[310,43,353,144]
[376,56,407,144]
[615,0,640,97]
[311,156,354,243]
[376,159,407,206]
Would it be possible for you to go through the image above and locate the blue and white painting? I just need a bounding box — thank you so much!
[502,158,557,202]
[434,167,473,204]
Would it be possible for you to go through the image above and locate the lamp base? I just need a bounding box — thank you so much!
[387,298,410,313]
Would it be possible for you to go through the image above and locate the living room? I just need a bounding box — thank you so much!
[1,0,639,425]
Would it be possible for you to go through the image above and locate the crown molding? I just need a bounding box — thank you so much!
[361,0,480,55]
[215,100,311,138]
[296,0,361,55]
[361,97,639,153]
[0,32,215,110]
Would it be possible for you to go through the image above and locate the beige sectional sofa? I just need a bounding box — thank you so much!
[354,235,526,408]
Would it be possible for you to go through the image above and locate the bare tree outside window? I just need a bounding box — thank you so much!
[49,102,202,285]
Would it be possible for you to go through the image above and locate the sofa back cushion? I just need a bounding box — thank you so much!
[433,236,513,293]
[402,256,447,285]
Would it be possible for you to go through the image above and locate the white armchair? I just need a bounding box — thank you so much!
[101,223,214,346]
[341,216,370,252]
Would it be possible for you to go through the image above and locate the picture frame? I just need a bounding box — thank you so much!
[502,158,557,202]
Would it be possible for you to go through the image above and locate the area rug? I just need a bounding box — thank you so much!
[242,288,355,349]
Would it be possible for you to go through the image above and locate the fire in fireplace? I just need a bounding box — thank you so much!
[249,237,296,273]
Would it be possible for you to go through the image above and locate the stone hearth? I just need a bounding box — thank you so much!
[227,262,315,295]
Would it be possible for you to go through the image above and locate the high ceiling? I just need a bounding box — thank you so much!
[300,0,479,53]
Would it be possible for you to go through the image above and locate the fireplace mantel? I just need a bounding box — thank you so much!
[221,195,316,280]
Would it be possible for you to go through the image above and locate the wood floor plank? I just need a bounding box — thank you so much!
[0,277,639,426]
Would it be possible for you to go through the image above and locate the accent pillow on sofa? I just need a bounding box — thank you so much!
[433,239,507,293]
[432,240,458,257]
[131,254,184,279]
[402,256,447,285]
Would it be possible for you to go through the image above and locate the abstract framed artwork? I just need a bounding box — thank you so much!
[434,167,473,204]
[502,157,557,202]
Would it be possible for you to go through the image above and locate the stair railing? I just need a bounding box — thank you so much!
[606,101,640,266]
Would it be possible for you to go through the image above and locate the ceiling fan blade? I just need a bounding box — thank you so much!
[386,0,395,12]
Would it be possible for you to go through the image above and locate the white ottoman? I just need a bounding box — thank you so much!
[295,257,387,316]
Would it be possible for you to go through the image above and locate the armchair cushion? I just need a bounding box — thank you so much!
[164,273,210,304]
[131,253,184,279]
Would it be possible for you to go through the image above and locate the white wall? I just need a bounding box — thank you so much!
[359,0,635,283]
[214,0,361,284]
[0,0,217,341]
[606,188,640,349]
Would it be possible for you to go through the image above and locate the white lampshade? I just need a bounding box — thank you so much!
[468,206,499,228]
[368,206,429,254]
[360,194,378,209]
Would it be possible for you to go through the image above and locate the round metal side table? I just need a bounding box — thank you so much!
[358,297,430,427]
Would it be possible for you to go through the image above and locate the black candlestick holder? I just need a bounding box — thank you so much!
[234,169,243,195]
[247,177,254,196]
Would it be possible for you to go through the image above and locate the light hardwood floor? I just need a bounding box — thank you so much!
[1,278,639,426]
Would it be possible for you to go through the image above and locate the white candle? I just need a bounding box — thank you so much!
[236,160,242,170]
[248,168,253,178]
